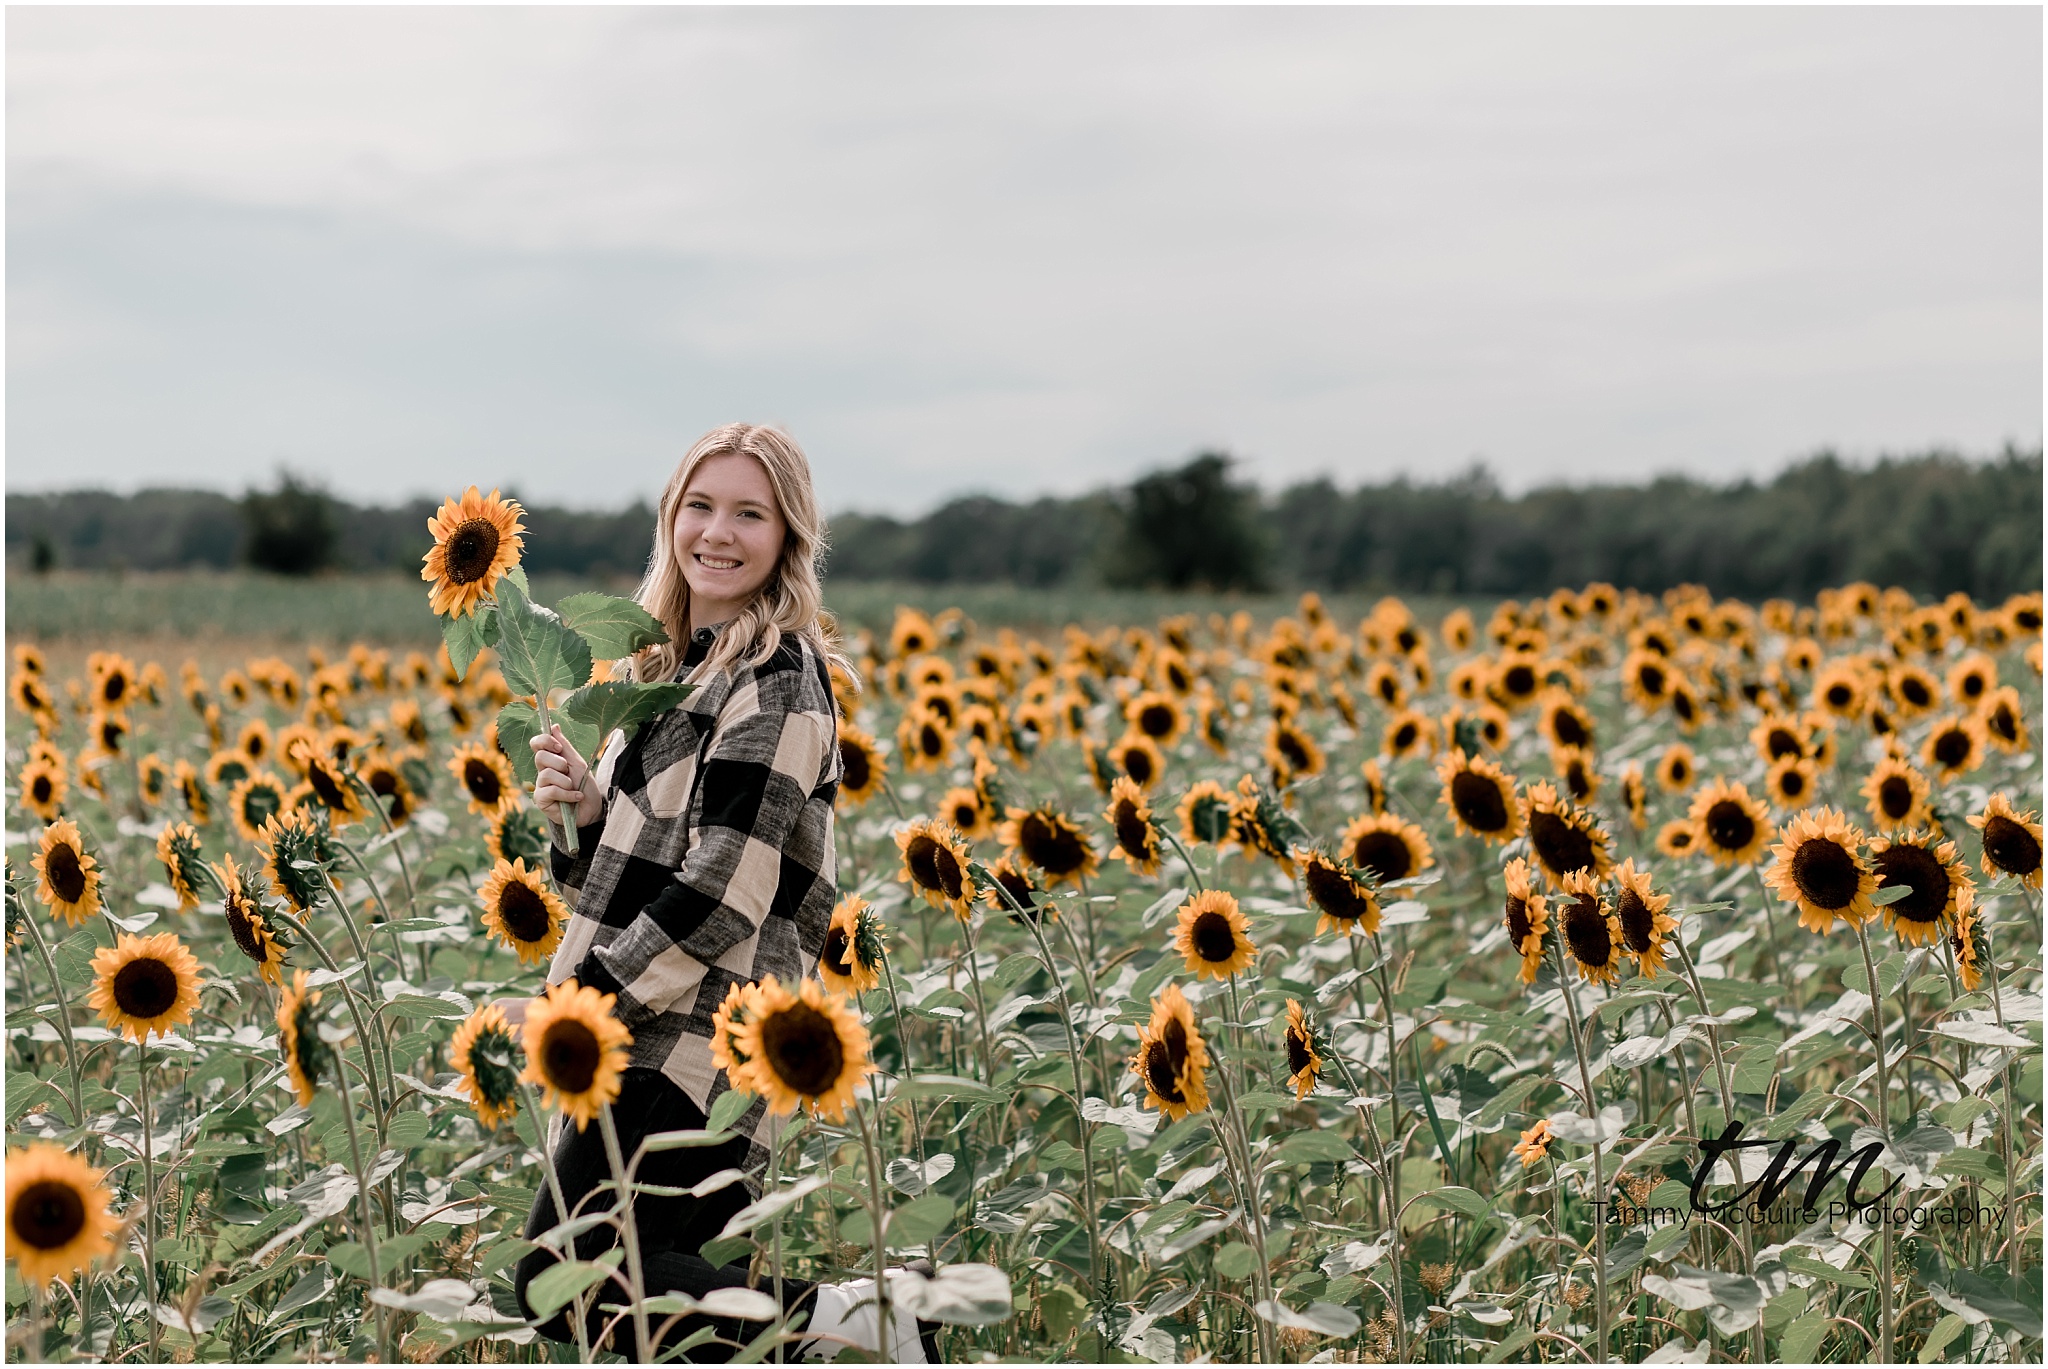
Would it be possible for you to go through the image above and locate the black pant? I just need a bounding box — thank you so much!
[514,1068,817,1361]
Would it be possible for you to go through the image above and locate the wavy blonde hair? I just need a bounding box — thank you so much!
[625,423,856,692]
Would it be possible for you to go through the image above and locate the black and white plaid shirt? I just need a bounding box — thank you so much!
[547,623,841,1180]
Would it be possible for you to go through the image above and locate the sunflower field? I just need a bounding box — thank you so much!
[4,553,2044,1364]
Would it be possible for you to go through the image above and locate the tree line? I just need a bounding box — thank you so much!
[6,446,2039,601]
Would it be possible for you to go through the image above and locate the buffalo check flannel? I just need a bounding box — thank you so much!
[546,625,841,1185]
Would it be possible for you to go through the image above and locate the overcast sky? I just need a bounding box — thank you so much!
[7,6,2041,514]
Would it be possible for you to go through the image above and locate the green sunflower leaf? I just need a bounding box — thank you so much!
[557,681,694,742]
[556,593,671,660]
[490,578,593,702]
[440,602,499,683]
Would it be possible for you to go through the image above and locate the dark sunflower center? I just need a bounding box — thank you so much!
[242,784,284,831]
[496,881,553,943]
[226,899,267,962]
[540,1019,601,1094]
[839,739,871,791]
[368,767,399,798]
[1902,677,1932,707]
[100,720,124,751]
[469,1030,522,1106]
[1189,795,1233,844]
[1504,895,1534,946]
[1191,910,1239,964]
[1960,673,1985,700]
[1123,747,1157,786]
[1114,803,1153,860]
[1987,704,2019,743]
[44,842,87,904]
[1704,800,1755,853]
[1776,769,1808,801]
[919,723,944,758]
[1877,776,1913,821]
[1565,760,1592,801]
[1672,691,1696,722]
[822,925,851,973]
[1932,728,1971,768]
[904,835,943,892]
[1765,728,1801,760]
[1790,838,1863,910]
[1873,844,1947,924]
[760,1000,844,1097]
[102,674,125,704]
[1143,1039,1185,1104]
[1350,831,1414,883]
[1636,663,1666,696]
[15,1179,86,1250]
[1666,757,1692,785]
[1277,730,1310,769]
[1022,813,1086,875]
[1562,896,1612,968]
[996,866,1040,919]
[113,957,180,1020]
[1391,722,1418,751]
[1285,1028,1314,1076]
[1983,815,2043,877]
[1306,862,1371,923]
[30,774,52,804]
[1450,771,1510,833]
[1529,810,1595,878]
[1614,887,1655,953]
[1139,704,1175,738]
[1825,684,1853,707]
[1667,828,1695,850]
[464,758,503,805]
[1551,711,1588,748]
[1502,665,1536,697]
[445,519,502,585]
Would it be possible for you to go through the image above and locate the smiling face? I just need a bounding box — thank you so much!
[673,451,787,630]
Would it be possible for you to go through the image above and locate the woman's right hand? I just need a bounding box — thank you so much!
[531,725,602,828]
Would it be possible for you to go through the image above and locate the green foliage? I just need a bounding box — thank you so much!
[1104,453,1270,591]
[241,472,340,576]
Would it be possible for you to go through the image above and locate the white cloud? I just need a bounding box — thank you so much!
[7,7,2039,511]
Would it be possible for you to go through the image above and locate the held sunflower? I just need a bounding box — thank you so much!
[1281,999,1324,1100]
[1130,983,1210,1121]
[87,932,202,1042]
[1868,830,1973,947]
[422,486,526,618]
[896,817,978,919]
[1765,807,1880,935]
[1105,777,1163,876]
[729,975,873,1123]
[6,1143,120,1285]
[521,979,633,1131]
[1968,793,2043,890]
[1502,858,1551,985]
[451,1004,526,1130]
[1301,848,1382,938]
[1686,778,1770,866]
[477,858,570,966]
[1172,889,1257,979]
[819,895,885,996]
[33,819,103,927]
[1435,750,1523,844]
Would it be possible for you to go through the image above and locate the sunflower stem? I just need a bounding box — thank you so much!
[1980,919,2024,1283]
[877,953,928,1167]
[855,1092,897,1364]
[348,771,418,919]
[270,907,389,1124]
[20,911,85,1128]
[1210,1054,1279,1363]
[958,913,995,1085]
[1161,829,1207,894]
[596,1101,653,1362]
[1851,917,1895,1366]
[332,1039,391,1364]
[532,695,581,856]
[319,869,398,1139]
[517,1085,594,1364]
[1547,935,1608,1365]
[1367,935,1408,1364]
[137,1043,161,1363]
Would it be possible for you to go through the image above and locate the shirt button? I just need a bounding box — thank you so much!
[693,628,715,644]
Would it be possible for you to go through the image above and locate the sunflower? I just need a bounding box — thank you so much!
[478,858,570,966]
[18,757,65,822]
[33,820,103,927]
[1610,858,1677,978]
[998,804,1099,890]
[1281,999,1324,1101]
[1950,895,1987,993]
[1109,732,1168,792]
[888,609,936,660]
[1749,714,1808,768]
[1436,750,1523,844]
[1177,780,1237,848]
[87,932,202,1042]
[1551,745,1600,804]
[482,806,549,868]
[1502,858,1551,985]
[1440,608,1476,653]
[1917,714,1984,781]
[729,975,873,1123]
[1360,758,1388,816]
[450,1004,526,1130]
[1229,775,1305,875]
[1364,661,1407,711]
[274,724,321,779]
[446,742,517,820]
[1666,676,1705,733]
[1809,660,1867,721]
[1858,754,1930,833]
[217,855,292,985]
[1264,718,1324,786]
[1764,756,1820,810]
[125,753,167,809]
[819,895,885,996]
[1173,889,1258,979]
[1105,777,1163,876]
[1554,870,1621,986]
[1340,812,1433,886]
[1380,708,1436,761]
[1765,808,1879,935]
[1302,848,1381,938]
[1887,663,1942,718]
[1622,650,1672,710]
[259,808,336,911]
[1513,1119,1555,1168]
[204,750,251,795]
[1131,983,1210,1121]
[9,670,53,718]
[1124,690,1185,746]
[980,853,1053,924]
[885,818,973,921]
[1617,763,1648,833]
[88,652,136,710]
[936,786,993,844]
[1522,782,1614,888]
[215,773,286,848]
[1868,829,1972,947]
[1686,778,1770,867]
[6,1143,120,1285]
[422,486,526,618]
[1947,652,1996,709]
[171,758,210,826]
[1976,685,2030,756]
[1539,690,1595,752]
[1652,743,1696,795]
[827,723,884,809]
[520,979,632,1130]
[709,980,762,1083]
[1490,653,1544,711]
[276,969,336,1106]
[1968,793,2043,890]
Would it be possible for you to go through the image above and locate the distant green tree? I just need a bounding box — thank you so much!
[29,534,54,574]
[1104,453,1269,591]
[242,473,338,576]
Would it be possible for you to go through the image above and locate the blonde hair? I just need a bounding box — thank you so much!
[626,423,856,692]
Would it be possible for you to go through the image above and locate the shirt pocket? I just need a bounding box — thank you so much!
[641,714,714,821]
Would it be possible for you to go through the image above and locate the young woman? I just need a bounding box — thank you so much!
[509,423,934,1362]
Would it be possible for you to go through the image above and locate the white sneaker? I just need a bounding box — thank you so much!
[799,1273,930,1363]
